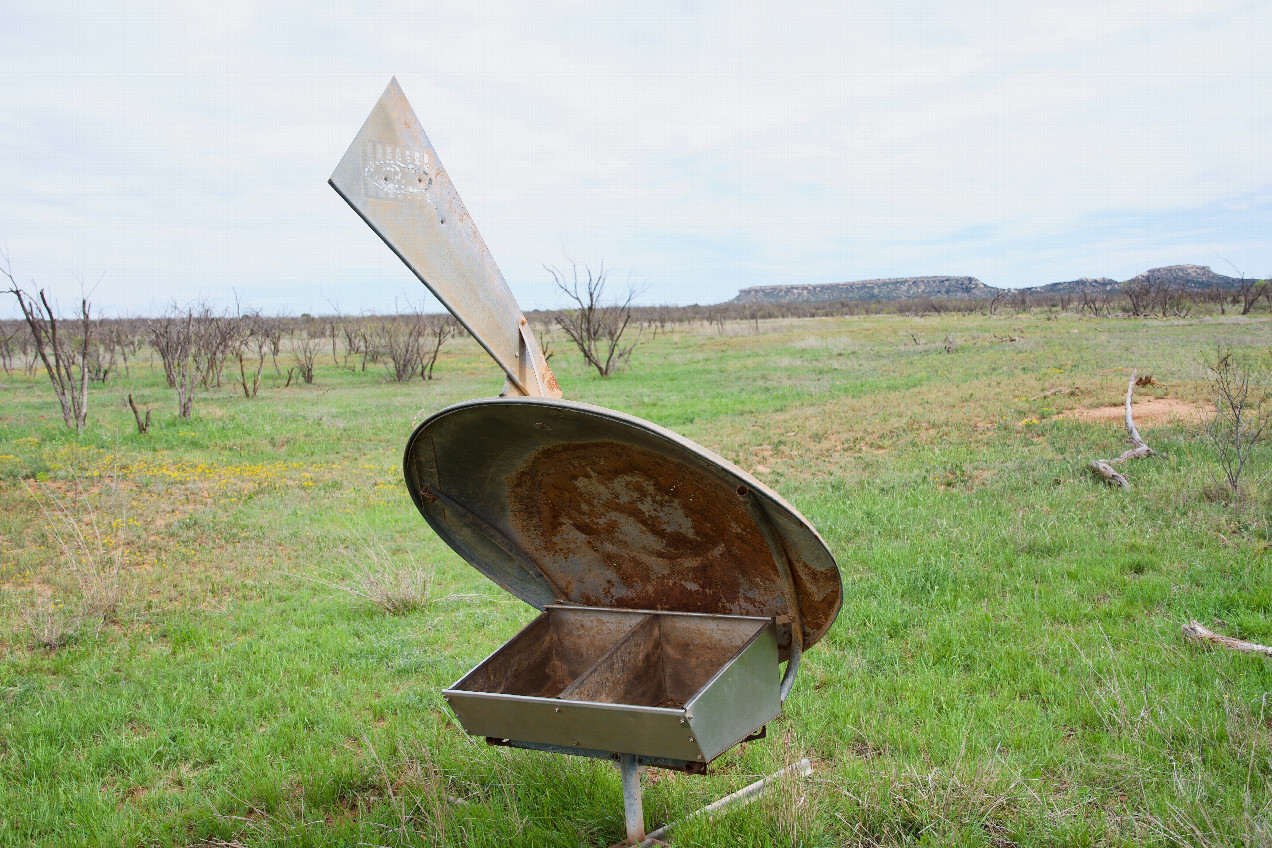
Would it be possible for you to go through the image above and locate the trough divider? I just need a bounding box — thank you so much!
[558,614,660,704]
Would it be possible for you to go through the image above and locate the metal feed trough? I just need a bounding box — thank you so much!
[330,78,843,846]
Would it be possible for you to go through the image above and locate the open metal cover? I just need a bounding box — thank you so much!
[404,397,842,653]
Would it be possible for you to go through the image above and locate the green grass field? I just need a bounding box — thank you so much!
[2,312,1271,847]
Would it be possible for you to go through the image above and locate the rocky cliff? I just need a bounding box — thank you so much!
[732,276,994,304]
[730,265,1249,304]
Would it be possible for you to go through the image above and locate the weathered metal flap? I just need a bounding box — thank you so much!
[329,78,559,398]
[404,397,843,654]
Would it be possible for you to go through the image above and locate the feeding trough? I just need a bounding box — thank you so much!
[330,78,843,845]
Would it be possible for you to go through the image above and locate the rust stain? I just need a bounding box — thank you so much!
[508,440,782,619]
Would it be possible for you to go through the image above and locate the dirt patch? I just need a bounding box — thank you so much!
[1061,397,1209,426]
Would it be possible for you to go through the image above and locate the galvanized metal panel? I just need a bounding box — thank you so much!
[405,397,843,653]
[329,78,559,398]
[445,691,703,762]
[686,624,781,762]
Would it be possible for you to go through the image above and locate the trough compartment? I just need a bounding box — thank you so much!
[444,605,780,766]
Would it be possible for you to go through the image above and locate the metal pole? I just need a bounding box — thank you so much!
[619,753,645,845]
[638,759,812,846]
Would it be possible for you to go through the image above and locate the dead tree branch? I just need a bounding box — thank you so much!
[1182,620,1272,657]
[127,393,150,434]
[1088,370,1156,488]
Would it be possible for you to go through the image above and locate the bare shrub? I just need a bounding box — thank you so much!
[0,319,21,374]
[419,314,456,380]
[1124,278,1154,316]
[231,312,271,398]
[147,302,223,418]
[3,250,94,431]
[290,333,320,385]
[1200,345,1271,498]
[547,259,643,377]
[375,317,423,383]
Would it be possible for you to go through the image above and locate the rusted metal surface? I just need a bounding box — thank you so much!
[404,397,843,654]
[328,78,559,399]
[457,607,644,698]
[560,615,667,706]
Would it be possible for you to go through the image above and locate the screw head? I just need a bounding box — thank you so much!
[554,707,560,713]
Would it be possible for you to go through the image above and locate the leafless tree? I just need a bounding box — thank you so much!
[1123,278,1153,316]
[1158,284,1193,318]
[1079,287,1110,317]
[1201,344,1271,497]
[547,260,642,377]
[291,331,321,385]
[707,305,729,335]
[147,302,221,419]
[419,314,456,380]
[254,316,288,375]
[1238,277,1269,315]
[338,318,363,368]
[233,311,271,397]
[0,320,23,375]
[3,253,93,432]
[375,317,423,383]
[203,312,243,389]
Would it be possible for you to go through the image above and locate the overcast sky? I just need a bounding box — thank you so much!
[2,1,1270,318]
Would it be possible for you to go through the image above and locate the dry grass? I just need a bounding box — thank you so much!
[761,729,818,844]
[14,472,131,648]
[361,735,454,846]
[303,532,436,616]
[20,597,84,650]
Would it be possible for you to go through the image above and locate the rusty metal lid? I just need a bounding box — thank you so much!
[403,397,842,653]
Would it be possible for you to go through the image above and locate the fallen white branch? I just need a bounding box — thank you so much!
[1088,459,1129,489]
[1089,370,1156,488]
[1182,620,1272,657]
[1109,372,1156,463]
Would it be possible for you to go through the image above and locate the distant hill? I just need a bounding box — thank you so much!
[732,276,994,304]
[1123,264,1244,291]
[1026,277,1121,297]
[730,265,1249,304]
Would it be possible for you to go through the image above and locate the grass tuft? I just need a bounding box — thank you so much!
[304,531,436,615]
[20,597,83,650]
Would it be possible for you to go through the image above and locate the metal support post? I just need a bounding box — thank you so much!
[619,753,645,845]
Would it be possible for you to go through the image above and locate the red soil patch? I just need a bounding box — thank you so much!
[1061,396,1209,426]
